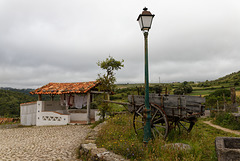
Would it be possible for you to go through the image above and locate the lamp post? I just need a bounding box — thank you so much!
[137,7,155,143]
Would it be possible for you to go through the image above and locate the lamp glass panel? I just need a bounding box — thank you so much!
[138,17,143,30]
[142,15,153,28]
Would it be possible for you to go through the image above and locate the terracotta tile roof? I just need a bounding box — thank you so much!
[20,101,37,105]
[30,81,99,95]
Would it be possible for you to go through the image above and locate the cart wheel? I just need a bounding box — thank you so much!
[133,104,145,139]
[175,119,195,133]
[133,103,169,140]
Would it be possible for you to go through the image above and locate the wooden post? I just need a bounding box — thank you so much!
[231,87,236,105]
[50,94,54,101]
[38,94,42,101]
[87,92,91,124]
[223,93,226,111]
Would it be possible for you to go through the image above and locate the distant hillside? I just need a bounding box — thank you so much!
[0,87,35,95]
[213,71,240,84]
[0,89,37,117]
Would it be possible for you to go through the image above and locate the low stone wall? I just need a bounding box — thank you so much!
[79,122,129,161]
[215,137,240,161]
[36,111,70,126]
[69,109,100,122]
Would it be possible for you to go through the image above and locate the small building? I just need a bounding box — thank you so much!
[20,81,102,126]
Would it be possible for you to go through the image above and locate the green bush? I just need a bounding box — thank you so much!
[213,112,240,130]
[173,81,193,95]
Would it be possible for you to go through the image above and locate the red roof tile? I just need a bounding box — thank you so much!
[30,81,99,95]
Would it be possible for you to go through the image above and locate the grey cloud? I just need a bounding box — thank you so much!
[0,0,240,88]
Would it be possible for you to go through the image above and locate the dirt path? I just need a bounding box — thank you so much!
[203,121,240,135]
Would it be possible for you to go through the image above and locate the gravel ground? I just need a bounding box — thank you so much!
[0,125,90,160]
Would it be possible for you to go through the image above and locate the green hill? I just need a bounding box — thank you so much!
[0,89,37,117]
[0,87,35,95]
[213,71,240,85]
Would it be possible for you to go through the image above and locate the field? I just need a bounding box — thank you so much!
[95,113,238,161]
[93,80,240,160]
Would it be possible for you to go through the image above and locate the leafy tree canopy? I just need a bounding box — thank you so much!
[97,56,124,92]
[209,89,231,97]
[96,56,124,120]
[0,89,36,117]
[173,81,193,95]
[97,56,124,75]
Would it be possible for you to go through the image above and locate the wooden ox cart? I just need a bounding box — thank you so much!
[129,94,205,139]
[108,94,205,139]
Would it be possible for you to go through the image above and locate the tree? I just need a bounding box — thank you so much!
[173,81,193,95]
[205,89,231,109]
[96,56,124,120]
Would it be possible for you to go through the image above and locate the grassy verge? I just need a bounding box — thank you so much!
[96,113,238,161]
[212,111,240,131]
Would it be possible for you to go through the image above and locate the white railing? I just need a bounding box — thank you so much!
[36,101,70,126]
[21,101,102,126]
[36,111,70,126]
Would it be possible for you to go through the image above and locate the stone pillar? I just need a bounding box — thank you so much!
[87,92,91,124]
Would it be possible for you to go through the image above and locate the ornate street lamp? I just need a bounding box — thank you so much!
[137,7,155,143]
[137,7,155,32]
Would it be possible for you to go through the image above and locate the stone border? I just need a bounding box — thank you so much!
[0,123,20,129]
[215,137,240,161]
[79,122,129,161]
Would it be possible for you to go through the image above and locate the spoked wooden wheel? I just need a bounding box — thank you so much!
[133,104,145,140]
[174,118,195,133]
[133,103,169,140]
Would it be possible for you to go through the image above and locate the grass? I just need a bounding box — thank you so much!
[189,90,215,96]
[212,111,240,131]
[90,120,104,129]
[96,113,238,161]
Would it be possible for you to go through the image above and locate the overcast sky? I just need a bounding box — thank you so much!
[0,0,240,88]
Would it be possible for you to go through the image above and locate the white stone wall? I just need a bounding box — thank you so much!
[21,101,100,126]
[20,102,37,126]
[36,101,70,126]
[70,113,88,121]
[36,111,70,126]
[42,101,65,111]
[69,109,100,122]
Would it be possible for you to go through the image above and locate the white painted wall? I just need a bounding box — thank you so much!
[69,109,99,122]
[21,101,99,126]
[20,102,37,126]
[42,101,66,111]
[70,113,88,121]
[95,110,100,121]
[36,101,70,126]
[36,111,70,126]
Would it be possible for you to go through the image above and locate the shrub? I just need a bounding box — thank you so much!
[173,81,193,95]
[213,112,240,130]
